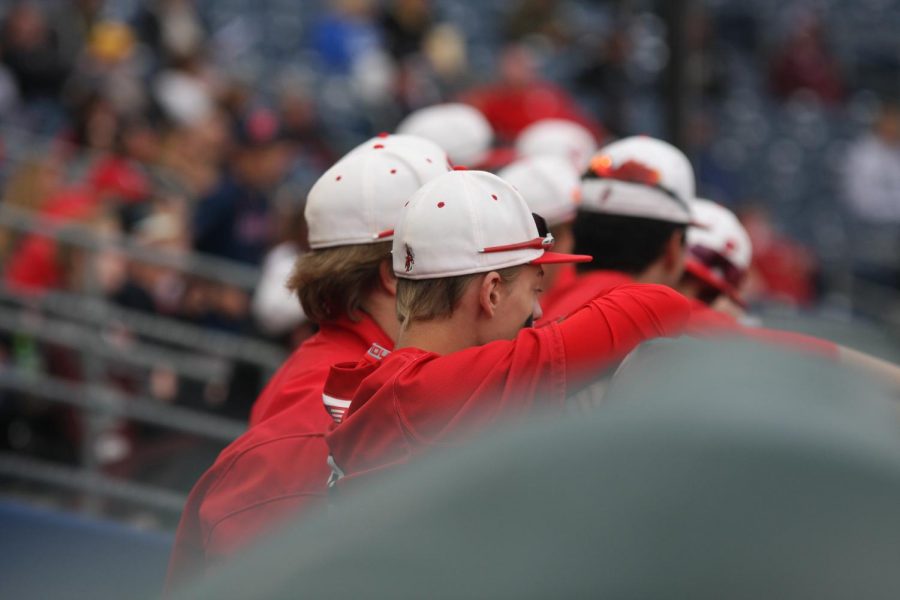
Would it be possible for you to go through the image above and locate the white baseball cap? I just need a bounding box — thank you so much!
[580,136,696,225]
[497,156,581,227]
[685,199,753,304]
[305,137,451,249]
[515,118,598,172]
[396,103,493,167]
[347,132,450,165]
[393,169,592,279]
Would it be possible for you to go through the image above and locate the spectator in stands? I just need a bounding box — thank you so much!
[191,109,289,265]
[379,0,435,62]
[769,13,844,105]
[740,204,819,307]
[463,43,604,144]
[575,28,632,137]
[250,189,313,347]
[0,3,69,104]
[504,0,572,47]
[132,0,207,66]
[51,0,105,67]
[844,102,900,225]
[311,0,383,75]
[63,21,148,118]
[842,102,900,294]
[0,47,21,122]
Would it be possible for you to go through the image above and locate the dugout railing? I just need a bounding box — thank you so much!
[0,202,287,525]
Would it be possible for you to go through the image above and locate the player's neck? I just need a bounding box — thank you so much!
[361,289,401,342]
[396,314,479,355]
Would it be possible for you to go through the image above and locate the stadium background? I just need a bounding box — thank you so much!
[0,0,899,594]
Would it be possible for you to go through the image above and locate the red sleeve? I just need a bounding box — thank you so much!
[558,284,692,389]
[395,284,691,444]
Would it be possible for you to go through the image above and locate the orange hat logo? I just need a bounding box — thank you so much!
[590,156,661,187]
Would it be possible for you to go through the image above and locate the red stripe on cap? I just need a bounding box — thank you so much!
[375,229,394,239]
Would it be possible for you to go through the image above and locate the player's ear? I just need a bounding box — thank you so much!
[478,271,503,317]
[378,258,397,296]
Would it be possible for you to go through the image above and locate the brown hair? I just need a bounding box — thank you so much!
[396,266,522,324]
[288,241,391,323]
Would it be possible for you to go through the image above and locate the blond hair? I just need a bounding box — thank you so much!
[396,266,522,324]
[288,242,391,323]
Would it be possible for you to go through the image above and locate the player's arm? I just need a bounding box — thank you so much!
[558,283,692,390]
[396,283,691,443]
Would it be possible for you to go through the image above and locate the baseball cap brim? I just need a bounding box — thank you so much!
[685,259,745,307]
[530,251,593,265]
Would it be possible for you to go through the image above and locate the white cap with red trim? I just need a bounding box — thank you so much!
[393,169,592,279]
[346,132,450,164]
[685,199,752,303]
[515,118,598,172]
[580,136,696,225]
[396,103,493,167]
[497,155,581,227]
[305,136,451,249]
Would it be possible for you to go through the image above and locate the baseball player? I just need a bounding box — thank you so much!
[680,199,900,380]
[164,135,449,592]
[539,135,697,324]
[322,169,692,493]
[497,155,581,303]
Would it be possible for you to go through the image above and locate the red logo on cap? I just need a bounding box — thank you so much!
[590,156,661,187]
[404,244,415,273]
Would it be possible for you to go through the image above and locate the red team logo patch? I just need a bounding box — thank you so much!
[404,244,415,272]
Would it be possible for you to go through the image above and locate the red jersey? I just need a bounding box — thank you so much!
[249,314,393,426]
[165,313,392,593]
[324,284,691,491]
[537,269,632,325]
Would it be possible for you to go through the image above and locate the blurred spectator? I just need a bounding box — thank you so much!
[684,5,728,103]
[152,51,218,127]
[312,0,383,75]
[132,0,207,65]
[0,50,21,121]
[191,109,289,265]
[769,13,844,105]
[158,107,229,198]
[276,77,336,171]
[379,0,435,61]
[51,0,105,65]
[575,28,631,137]
[64,22,148,124]
[251,188,312,345]
[504,0,572,47]
[0,159,61,261]
[0,3,69,103]
[85,117,160,212]
[843,102,900,225]
[66,91,120,153]
[740,205,819,307]
[463,43,605,144]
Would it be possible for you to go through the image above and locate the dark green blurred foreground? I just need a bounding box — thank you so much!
[180,339,900,600]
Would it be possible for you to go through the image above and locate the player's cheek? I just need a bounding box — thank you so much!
[533,297,543,320]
